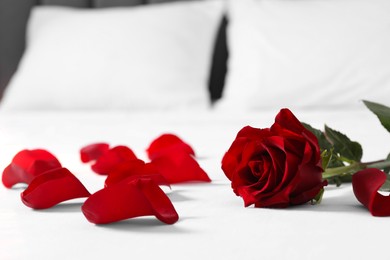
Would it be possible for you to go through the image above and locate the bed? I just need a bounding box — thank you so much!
[1,0,390,259]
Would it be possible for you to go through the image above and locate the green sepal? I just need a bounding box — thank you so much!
[367,158,390,191]
[302,123,345,168]
[363,100,390,133]
[384,154,390,174]
[379,176,390,192]
[327,174,353,186]
[311,188,325,205]
[321,150,332,170]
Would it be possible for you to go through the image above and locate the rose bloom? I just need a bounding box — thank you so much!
[222,109,326,208]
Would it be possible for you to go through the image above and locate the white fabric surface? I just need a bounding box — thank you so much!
[0,108,389,259]
[1,1,223,111]
[220,0,390,111]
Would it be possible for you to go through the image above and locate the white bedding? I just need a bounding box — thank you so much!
[221,0,390,111]
[2,0,390,258]
[0,108,389,259]
[1,1,224,111]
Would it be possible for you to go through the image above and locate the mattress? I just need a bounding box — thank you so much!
[0,108,389,259]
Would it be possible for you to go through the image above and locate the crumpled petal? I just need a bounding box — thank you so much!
[146,133,195,160]
[82,178,179,224]
[150,152,211,184]
[21,167,90,209]
[80,143,110,163]
[89,145,137,175]
[104,159,170,188]
[2,149,62,188]
[352,168,390,216]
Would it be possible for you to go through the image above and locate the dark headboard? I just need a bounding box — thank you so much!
[0,0,227,103]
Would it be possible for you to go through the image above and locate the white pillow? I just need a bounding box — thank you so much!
[1,1,223,111]
[220,0,390,111]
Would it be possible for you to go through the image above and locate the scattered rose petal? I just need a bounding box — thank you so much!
[2,149,62,188]
[104,159,169,188]
[147,133,195,160]
[80,143,109,163]
[21,167,90,209]
[82,178,179,225]
[151,152,211,184]
[116,174,171,189]
[352,168,390,216]
[90,145,137,175]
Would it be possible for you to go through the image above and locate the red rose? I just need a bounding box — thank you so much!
[222,109,326,208]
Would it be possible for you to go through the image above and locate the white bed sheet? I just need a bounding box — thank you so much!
[0,108,389,259]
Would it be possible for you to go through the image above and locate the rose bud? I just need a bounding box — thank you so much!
[222,108,326,208]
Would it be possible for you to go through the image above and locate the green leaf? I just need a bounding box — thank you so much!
[324,125,363,162]
[302,123,345,168]
[363,100,390,133]
[327,158,345,168]
[302,122,332,151]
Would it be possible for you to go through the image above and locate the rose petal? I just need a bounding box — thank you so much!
[2,149,62,188]
[146,133,195,160]
[21,167,90,209]
[104,159,147,185]
[82,178,179,224]
[236,126,272,140]
[105,159,170,188]
[352,168,390,216]
[222,127,273,182]
[80,143,110,163]
[151,152,211,184]
[117,174,171,188]
[273,109,305,134]
[289,163,325,202]
[253,188,291,208]
[222,138,250,181]
[91,145,137,175]
[273,109,321,163]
